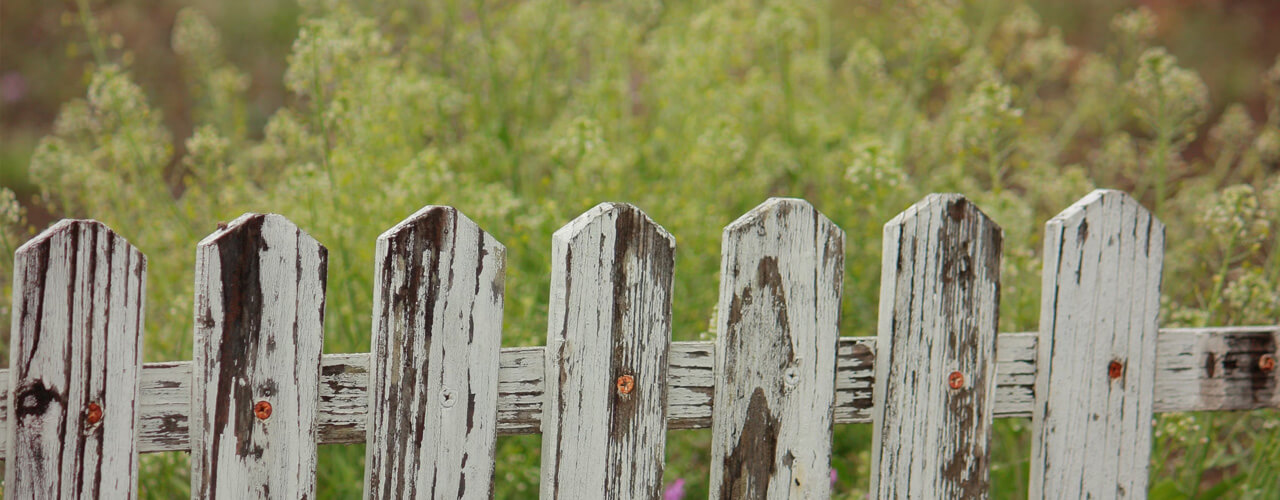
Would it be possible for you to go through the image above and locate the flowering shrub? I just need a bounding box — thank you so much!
[3,0,1279,498]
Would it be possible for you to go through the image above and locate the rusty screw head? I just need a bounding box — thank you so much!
[948,371,964,390]
[1108,360,1124,380]
[616,375,635,395]
[85,402,102,425]
[254,400,273,420]
[1260,354,1276,373]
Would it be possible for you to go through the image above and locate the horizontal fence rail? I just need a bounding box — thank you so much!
[0,326,1274,457]
[1,190,1278,499]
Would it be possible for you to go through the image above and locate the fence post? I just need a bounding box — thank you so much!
[707,198,844,499]
[189,214,327,499]
[363,206,505,499]
[1029,189,1164,499]
[3,220,146,498]
[870,194,1003,498]
[539,203,675,499]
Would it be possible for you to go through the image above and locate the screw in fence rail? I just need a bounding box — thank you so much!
[4,220,146,499]
[870,194,1003,499]
[1260,354,1276,373]
[616,375,636,395]
[85,402,104,425]
[1029,190,1164,500]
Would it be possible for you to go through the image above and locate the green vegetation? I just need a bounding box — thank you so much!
[2,0,1279,498]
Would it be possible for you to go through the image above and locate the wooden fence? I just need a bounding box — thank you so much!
[0,189,1275,498]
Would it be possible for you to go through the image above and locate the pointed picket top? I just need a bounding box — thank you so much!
[540,202,675,499]
[871,193,1003,499]
[196,213,328,258]
[190,212,328,499]
[709,197,844,499]
[378,205,493,244]
[1030,189,1165,499]
[882,192,994,226]
[6,219,147,498]
[1048,188,1164,237]
[552,202,676,249]
[364,205,506,500]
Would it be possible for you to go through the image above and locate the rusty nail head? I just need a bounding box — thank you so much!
[254,401,273,420]
[1108,360,1124,379]
[616,375,635,395]
[1260,354,1276,372]
[85,402,102,425]
[948,371,964,389]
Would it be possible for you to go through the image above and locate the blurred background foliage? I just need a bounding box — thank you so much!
[2,0,1280,498]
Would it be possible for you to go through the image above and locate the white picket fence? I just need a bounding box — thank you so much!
[0,189,1276,498]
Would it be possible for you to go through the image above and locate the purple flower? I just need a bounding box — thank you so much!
[663,478,685,500]
[830,468,838,488]
[1,72,26,103]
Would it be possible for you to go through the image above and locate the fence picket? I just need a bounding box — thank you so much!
[1029,190,1165,499]
[708,198,844,499]
[870,194,1003,498]
[363,206,505,499]
[538,203,675,499]
[189,214,327,499]
[3,220,146,498]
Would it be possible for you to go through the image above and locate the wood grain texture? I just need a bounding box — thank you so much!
[0,328,1273,458]
[538,203,675,500]
[189,213,327,499]
[870,194,1003,499]
[708,198,844,500]
[363,207,505,500]
[1029,190,1165,499]
[3,220,146,498]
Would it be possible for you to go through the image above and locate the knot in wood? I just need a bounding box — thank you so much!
[616,374,635,395]
[253,400,273,420]
[1108,360,1124,380]
[85,402,102,425]
[1260,354,1276,373]
[948,371,964,390]
[441,387,456,408]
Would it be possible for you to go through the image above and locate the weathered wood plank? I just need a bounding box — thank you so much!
[0,328,1274,457]
[539,203,675,499]
[363,207,505,500]
[1153,326,1278,411]
[668,341,716,430]
[870,194,1003,499]
[1029,190,1165,499]
[189,213,327,499]
[708,198,844,499]
[3,220,146,498]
